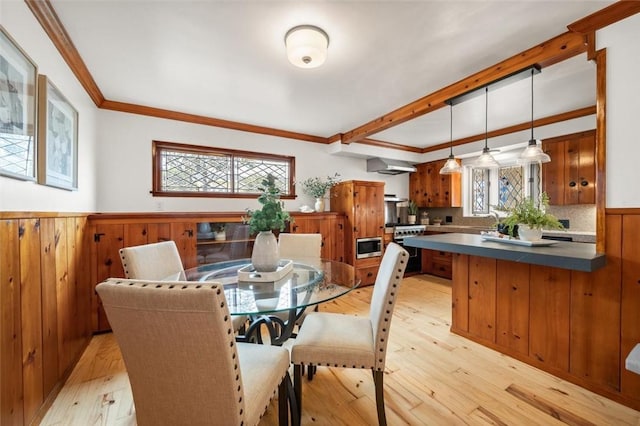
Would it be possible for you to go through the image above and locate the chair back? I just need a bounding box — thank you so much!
[96,278,245,425]
[119,241,185,280]
[278,233,322,261]
[368,242,408,370]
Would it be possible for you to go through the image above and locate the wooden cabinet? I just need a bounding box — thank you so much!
[409,159,461,208]
[89,215,197,332]
[542,130,596,205]
[421,232,452,278]
[289,212,344,261]
[330,180,385,285]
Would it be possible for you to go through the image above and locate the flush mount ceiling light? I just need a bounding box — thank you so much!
[285,25,329,69]
[439,104,462,174]
[474,87,500,169]
[519,67,551,164]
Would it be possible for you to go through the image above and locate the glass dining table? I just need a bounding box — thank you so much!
[185,258,360,345]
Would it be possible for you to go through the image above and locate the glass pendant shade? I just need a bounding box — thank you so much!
[440,104,462,174]
[519,68,551,164]
[439,155,462,174]
[518,139,551,164]
[475,146,500,169]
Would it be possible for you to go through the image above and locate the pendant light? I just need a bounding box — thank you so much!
[439,104,462,174]
[519,67,551,164]
[474,87,500,169]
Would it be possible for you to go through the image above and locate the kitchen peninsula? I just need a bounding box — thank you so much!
[403,231,638,409]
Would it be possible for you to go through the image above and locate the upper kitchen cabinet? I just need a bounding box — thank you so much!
[542,130,595,205]
[410,159,462,208]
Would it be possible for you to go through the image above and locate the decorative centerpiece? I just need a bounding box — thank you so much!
[298,173,341,212]
[212,223,226,241]
[407,200,418,224]
[243,174,292,272]
[497,193,564,241]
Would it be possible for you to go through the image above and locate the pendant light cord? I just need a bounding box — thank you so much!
[449,105,454,155]
[484,87,489,149]
[530,68,534,140]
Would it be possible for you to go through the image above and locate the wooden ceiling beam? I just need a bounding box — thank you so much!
[366,106,595,154]
[568,1,640,33]
[25,0,105,107]
[341,31,587,145]
[101,100,328,144]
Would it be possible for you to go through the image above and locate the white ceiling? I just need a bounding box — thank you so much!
[51,0,610,149]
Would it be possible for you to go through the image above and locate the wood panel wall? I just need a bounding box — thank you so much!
[0,214,91,426]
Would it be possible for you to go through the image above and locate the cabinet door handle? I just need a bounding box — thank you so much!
[569,181,577,187]
[367,272,373,277]
[580,180,588,187]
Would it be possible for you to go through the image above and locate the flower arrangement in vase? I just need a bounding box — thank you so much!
[298,173,341,212]
[243,174,292,271]
[496,192,564,241]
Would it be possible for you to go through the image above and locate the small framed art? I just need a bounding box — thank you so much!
[37,75,78,190]
[0,25,38,181]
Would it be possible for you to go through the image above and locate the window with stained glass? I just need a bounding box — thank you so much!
[471,168,490,215]
[152,141,295,198]
[497,165,524,210]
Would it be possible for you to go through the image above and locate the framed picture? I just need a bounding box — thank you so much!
[37,75,78,190]
[0,25,38,181]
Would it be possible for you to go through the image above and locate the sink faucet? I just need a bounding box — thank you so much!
[489,211,501,226]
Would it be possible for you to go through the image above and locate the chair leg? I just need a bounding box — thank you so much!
[279,373,288,426]
[373,370,387,426]
[307,364,316,381]
[294,364,303,424]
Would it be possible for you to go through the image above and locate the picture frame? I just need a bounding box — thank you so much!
[0,25,38,181]
[37,75,78,190]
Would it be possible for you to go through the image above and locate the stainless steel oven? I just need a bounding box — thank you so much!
[393,225,426,273]
[356,237,382,259]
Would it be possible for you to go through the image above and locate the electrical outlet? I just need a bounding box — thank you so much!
[155,201,164,211]
[445,215,453,223]
[559,219,570,229]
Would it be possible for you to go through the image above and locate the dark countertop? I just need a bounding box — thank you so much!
[422,224,596,243]
[404,233,606,272]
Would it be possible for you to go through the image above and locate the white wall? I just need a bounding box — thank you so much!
[96,109,409,212]
[598,13,640,208]
[0,1,98,212]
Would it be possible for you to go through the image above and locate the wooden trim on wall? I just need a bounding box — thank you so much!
[101,100,328,144]
[340,31,587,144]
[358,138,423,153]
[24,0,105,106]
[568,1,640,33]
[595,49,607,253]
[421,106,596,154]
[606,208,640,215]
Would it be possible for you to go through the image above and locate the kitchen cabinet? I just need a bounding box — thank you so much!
[542,130,595,205]
[289,212,344,261]
[409,159,461,208]
[421,232,452,279]
[330,180,385,286]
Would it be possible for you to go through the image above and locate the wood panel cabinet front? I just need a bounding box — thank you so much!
[542,130,595,205]
[289,213,344,261]
[409,159,461,208]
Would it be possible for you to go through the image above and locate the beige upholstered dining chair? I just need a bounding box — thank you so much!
[96,278,297,426]
[290,242,408,426]
[278,233,322,261]
[119,240,247,333]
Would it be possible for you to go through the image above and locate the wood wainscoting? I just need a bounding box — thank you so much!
[0,212,92,426]
[450,208,640,411]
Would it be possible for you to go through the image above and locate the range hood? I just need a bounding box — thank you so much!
[367,158,417,175]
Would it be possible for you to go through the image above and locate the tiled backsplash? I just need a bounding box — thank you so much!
[421,204,596,232]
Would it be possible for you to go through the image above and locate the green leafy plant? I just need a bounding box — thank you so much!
[496,193,564,237]
[298,173,341,198]
[243,174,292,234]
[407,200,419,215]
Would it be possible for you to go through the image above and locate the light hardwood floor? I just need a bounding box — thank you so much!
[40,275,640,425]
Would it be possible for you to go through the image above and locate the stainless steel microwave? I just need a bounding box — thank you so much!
[356,237,383,259]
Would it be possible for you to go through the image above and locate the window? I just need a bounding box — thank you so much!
[152,141,295,198]
[464,159,540,217]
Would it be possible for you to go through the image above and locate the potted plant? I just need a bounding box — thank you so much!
[407,200,418,224]
[212,223,226,241]
[298,173,341,212]
[497,192,564,241]
[243,174,292,271]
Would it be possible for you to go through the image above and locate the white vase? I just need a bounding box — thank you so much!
[518,224,543,241]
[408,214,416,224]
[214,231,226,241]
[314,198,325,212]
[251,231,279,272]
